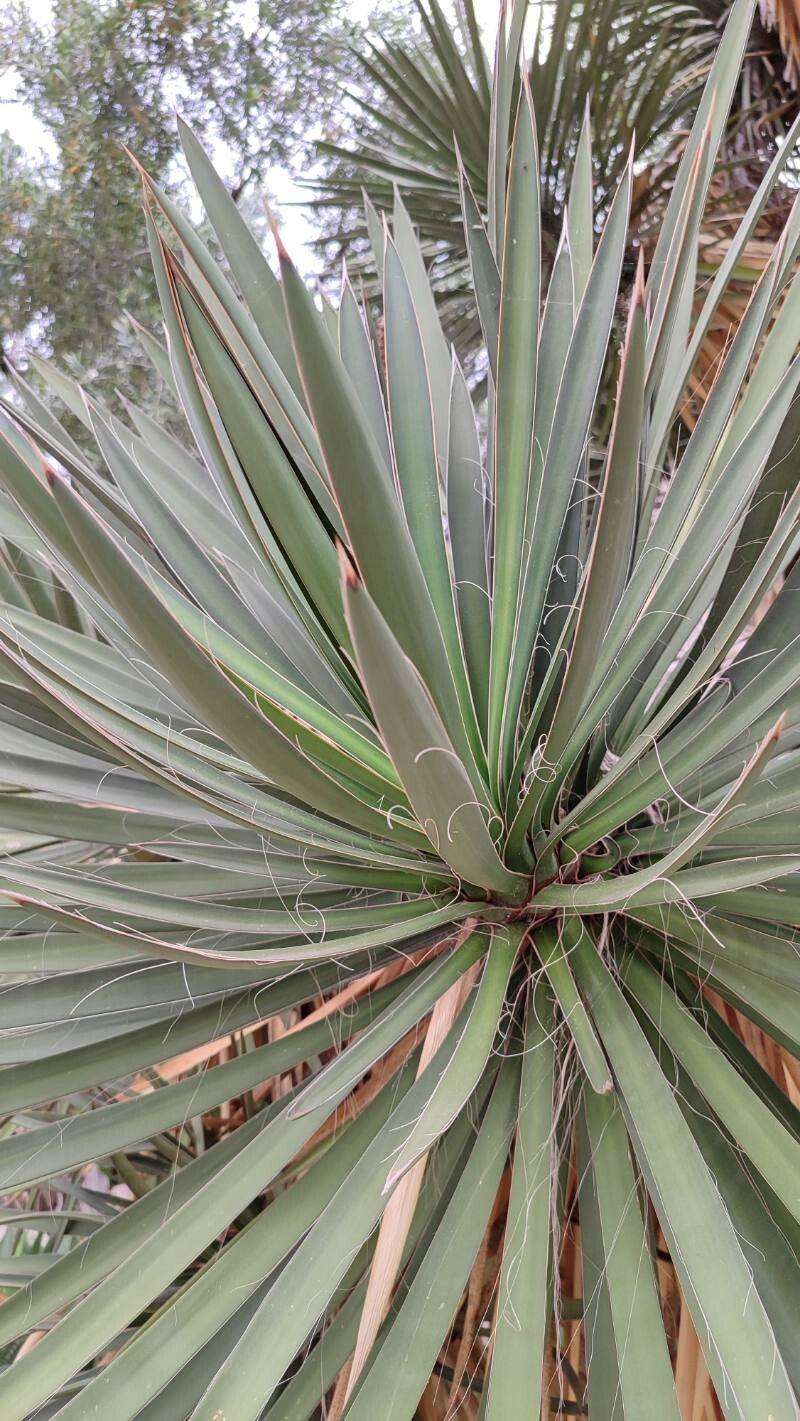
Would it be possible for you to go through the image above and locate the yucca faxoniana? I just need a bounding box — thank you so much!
[0,0,800,1415]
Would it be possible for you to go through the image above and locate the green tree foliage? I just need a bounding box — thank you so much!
[0,0,399,401]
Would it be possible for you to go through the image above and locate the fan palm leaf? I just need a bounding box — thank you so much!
[315,0,800,373]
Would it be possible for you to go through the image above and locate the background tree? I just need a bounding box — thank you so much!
[0,0,405,402]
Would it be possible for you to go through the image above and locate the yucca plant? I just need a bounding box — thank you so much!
[1,0,800,1416]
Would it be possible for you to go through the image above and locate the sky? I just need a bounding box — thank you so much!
[0,0,53,153]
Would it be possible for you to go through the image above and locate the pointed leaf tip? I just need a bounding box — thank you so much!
[267,206,289,262]
[336,538,360,590]
[634,246,646,308]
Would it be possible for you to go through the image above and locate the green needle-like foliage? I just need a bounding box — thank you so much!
[1,1,800,1416]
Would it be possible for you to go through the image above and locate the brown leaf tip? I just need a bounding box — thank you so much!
[633,246,646,310]
[267,205,289,263]
[336,539,360,590]
[770,711,787,742]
